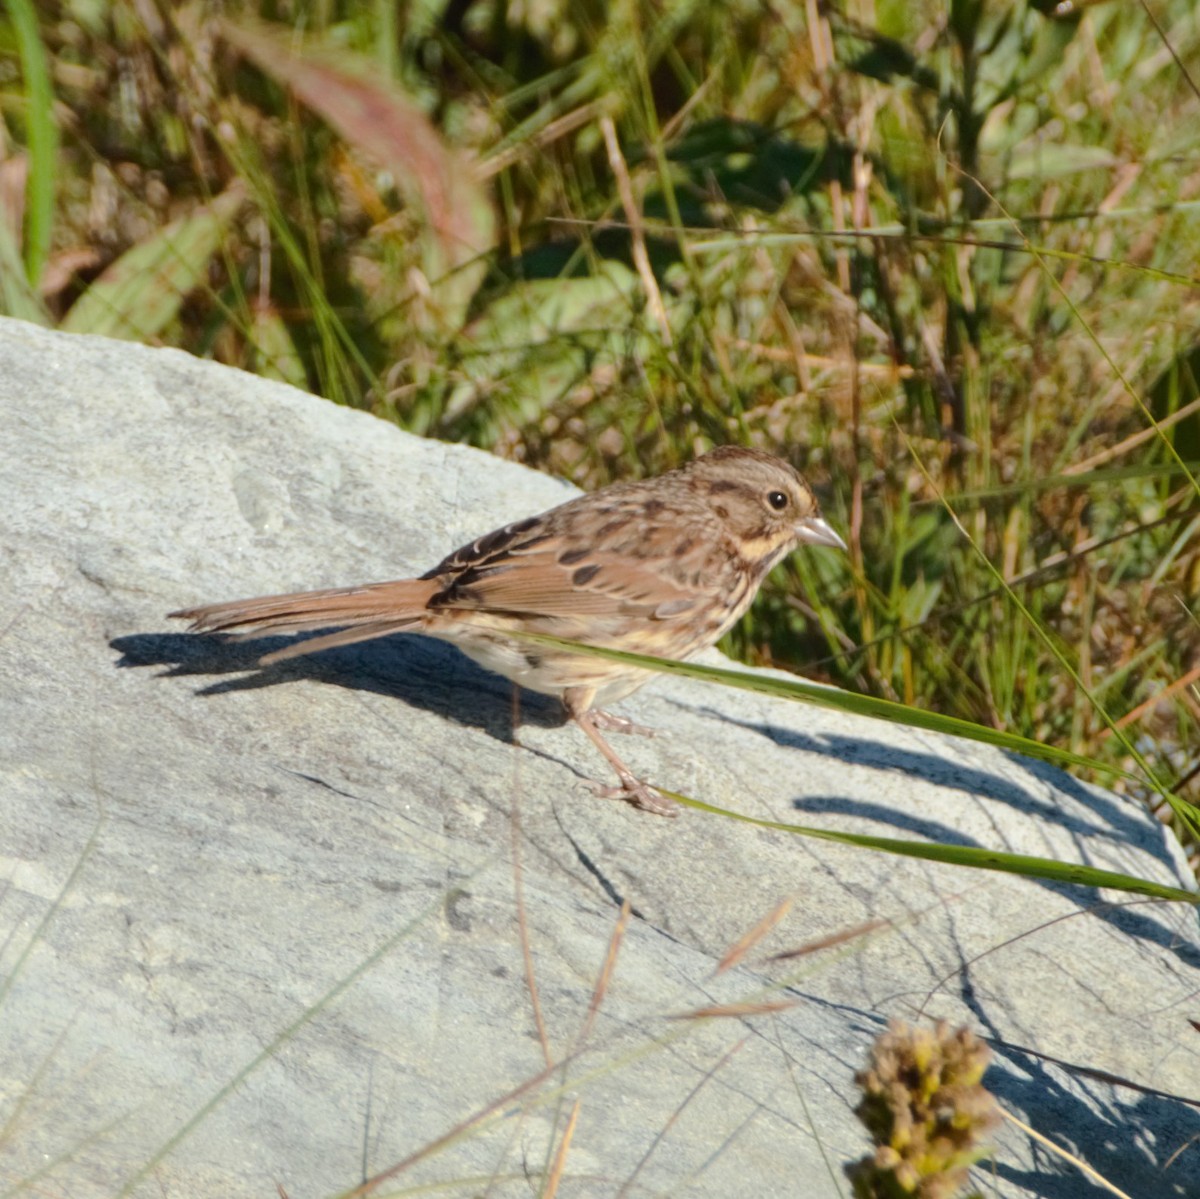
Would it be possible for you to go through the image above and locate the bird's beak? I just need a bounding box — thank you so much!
[796,515,848,551]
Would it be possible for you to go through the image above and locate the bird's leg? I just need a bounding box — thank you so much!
[590,710,657,739]
[565,691,677,818]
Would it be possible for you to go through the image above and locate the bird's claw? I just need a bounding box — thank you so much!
[586,775,679,817]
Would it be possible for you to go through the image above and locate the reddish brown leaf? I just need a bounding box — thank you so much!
[219,16,493,325]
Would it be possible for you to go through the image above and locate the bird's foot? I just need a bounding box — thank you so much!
[590,710,657,739]
[586,773,678,818]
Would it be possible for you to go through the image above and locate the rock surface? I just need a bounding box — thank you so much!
[1,315,1197,1197]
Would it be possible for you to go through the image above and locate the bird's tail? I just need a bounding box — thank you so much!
[169,579,439,664]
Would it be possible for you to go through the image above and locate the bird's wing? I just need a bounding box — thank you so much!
[439,548,701,620]
[429,504,710,623]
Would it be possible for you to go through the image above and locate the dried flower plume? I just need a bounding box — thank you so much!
[846,1019,1001,1199]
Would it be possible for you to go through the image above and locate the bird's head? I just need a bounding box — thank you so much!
[686,446,847,567]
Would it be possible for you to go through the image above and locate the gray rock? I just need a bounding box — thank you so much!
[1,315,1197,1198]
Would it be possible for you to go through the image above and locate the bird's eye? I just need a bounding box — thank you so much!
[767,490,789,511]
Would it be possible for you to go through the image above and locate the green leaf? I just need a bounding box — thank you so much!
[61,186,245,340]
[1005,143,1117,182]
[250,304,309,390]
[446,263,644,434]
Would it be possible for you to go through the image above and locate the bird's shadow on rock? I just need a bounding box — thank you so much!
[110,629,569,746]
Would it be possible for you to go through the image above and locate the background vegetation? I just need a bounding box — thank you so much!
[2,0,1197,857]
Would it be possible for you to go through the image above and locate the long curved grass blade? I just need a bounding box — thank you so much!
[509,631,1128,778]
[667,793,1198,903]
[7,0,56,286]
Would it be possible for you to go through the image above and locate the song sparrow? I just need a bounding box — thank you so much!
[170,446,846,816]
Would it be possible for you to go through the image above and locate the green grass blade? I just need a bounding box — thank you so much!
[669,794,1198,902]
[510,631,1130,778]
[7,0,56,287]
[0,213,48,322]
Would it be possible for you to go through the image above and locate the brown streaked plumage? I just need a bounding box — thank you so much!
[170,446,846,816]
